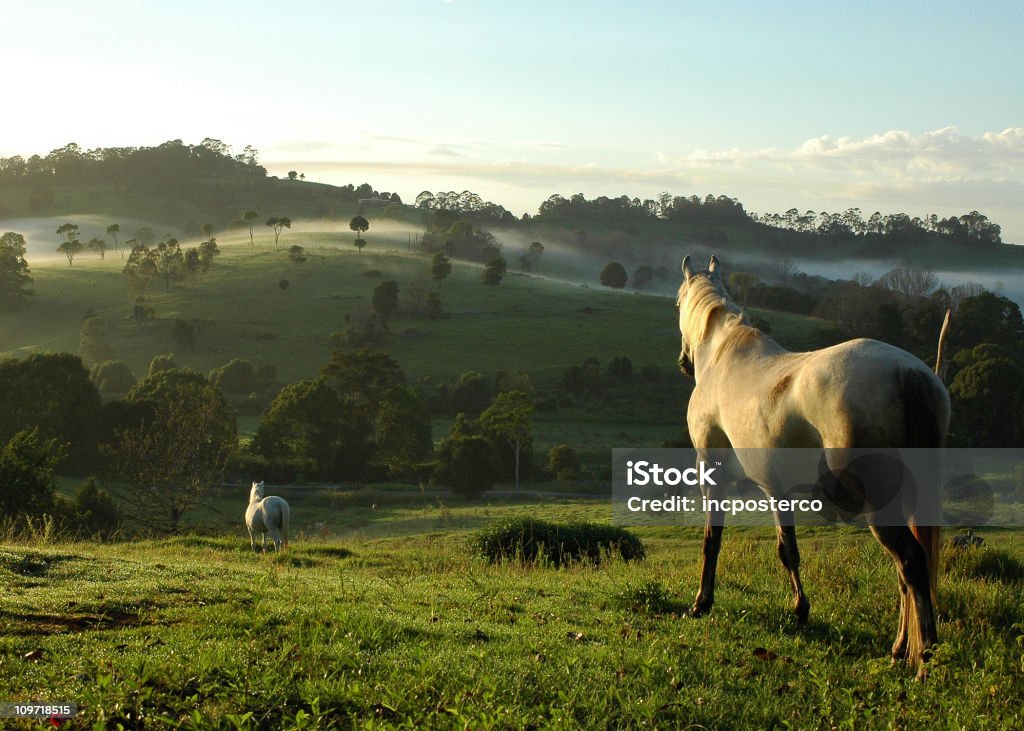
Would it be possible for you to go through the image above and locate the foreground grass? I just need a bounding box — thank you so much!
[1,502,1022,729]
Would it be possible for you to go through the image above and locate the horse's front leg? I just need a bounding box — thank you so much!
[773,506,810,624]
[690,492,726,618]
[247,527,258,553]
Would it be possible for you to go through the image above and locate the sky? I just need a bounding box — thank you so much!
[3,0,1023,241]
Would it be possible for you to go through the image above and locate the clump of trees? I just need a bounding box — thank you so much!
[0,232,33,310]
[600,262,628,289]
[251,349,432,481]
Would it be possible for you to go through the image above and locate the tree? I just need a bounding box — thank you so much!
[430,252,452,289]
[287,244,307,266]
[0,231,33,310]
[0,352,103,472]
[949,354,1024,447]
[106,224,120,256]
[427,291,444,321]
[91,361,137,395]
[201,223,215,242]
[547,443,582,481]
[372,280,399,333]
[876,267,939,300]
[184,247,201,277]
[600,262,628,288]
[111,370,236,533]
[374,386,433,477]
[633,264,654,291]
[148,353,177,377]
[73,478,121,537]
[350,215,369,251]
[243,210,259,247]
[252,377,374,481]
[288,170,298,181]
[482,255,507,286]
[0,429,60,518]
[57,239,84,266]
[728,272,758,306]
[87,237,107,259]
[433,435,499,498]
[480,390,534,491]
[528,240,544,261]
[154,238,185,288]
[56,222,80,243]
[80,316,115,363]
[265,217,291,248]
[199,238,219,271]
[952,292,1024,354]
[121,240,157,294]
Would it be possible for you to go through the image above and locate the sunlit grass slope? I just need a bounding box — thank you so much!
[0,228,839,385]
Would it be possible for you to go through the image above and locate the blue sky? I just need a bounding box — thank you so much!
[3,0,1023,240]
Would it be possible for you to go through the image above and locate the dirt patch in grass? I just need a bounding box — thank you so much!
[0,607,162,636]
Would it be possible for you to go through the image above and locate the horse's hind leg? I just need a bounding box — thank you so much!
[869,523,937,675]
[773,509,810,624]
[892,574,909,661]
[690,506,726,618]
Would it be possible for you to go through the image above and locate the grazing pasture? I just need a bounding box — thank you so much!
[1,497,1022,729]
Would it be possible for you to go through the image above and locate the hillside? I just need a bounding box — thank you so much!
[0,225,840,385]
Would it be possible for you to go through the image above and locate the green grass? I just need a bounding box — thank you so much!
[0,227,840,385]
[1,500,1022,729]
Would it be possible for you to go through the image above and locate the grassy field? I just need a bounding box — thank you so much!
[1,495,1022,729]
[0,224,840,385]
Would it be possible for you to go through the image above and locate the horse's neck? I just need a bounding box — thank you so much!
[696,317,783,380]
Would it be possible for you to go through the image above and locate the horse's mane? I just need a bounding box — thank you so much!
[676,273,754,348]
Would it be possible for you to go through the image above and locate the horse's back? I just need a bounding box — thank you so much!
[698,337,949,450]
[789,339,949,448]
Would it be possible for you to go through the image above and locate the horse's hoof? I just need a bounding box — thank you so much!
[794,600,810,625]
[688,603,712,618]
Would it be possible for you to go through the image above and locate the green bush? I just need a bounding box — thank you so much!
[473,517,645,566]
[547,443,582,481]
[0,430,60,518]
[91,360,137,395]
[73,478,121,538]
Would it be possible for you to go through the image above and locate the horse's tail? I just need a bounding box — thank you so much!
[901,366,948,607]
[934,308,951,382]
[279,501,290,551]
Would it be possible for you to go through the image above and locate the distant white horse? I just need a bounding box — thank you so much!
[245,481,290,552]
[677,255,949,677]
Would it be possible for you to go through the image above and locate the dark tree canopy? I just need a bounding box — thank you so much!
[600,261,628,289]
[0,231,33,310]
[0,352,103,472]
[372,280,399,332]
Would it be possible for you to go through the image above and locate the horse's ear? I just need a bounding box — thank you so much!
[682,256,697,280]
[708,255,723,284]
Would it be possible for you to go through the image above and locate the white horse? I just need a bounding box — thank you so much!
[677,255,949,677]
[245,481,290,552]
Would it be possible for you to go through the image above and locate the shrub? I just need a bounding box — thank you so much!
[91,361,137,395]
[433,435,499,498]
[473,517,645,566]
[73,478,121,538]
[547,443,582,481]
[0,430,60,518]
[615,580,680,614]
